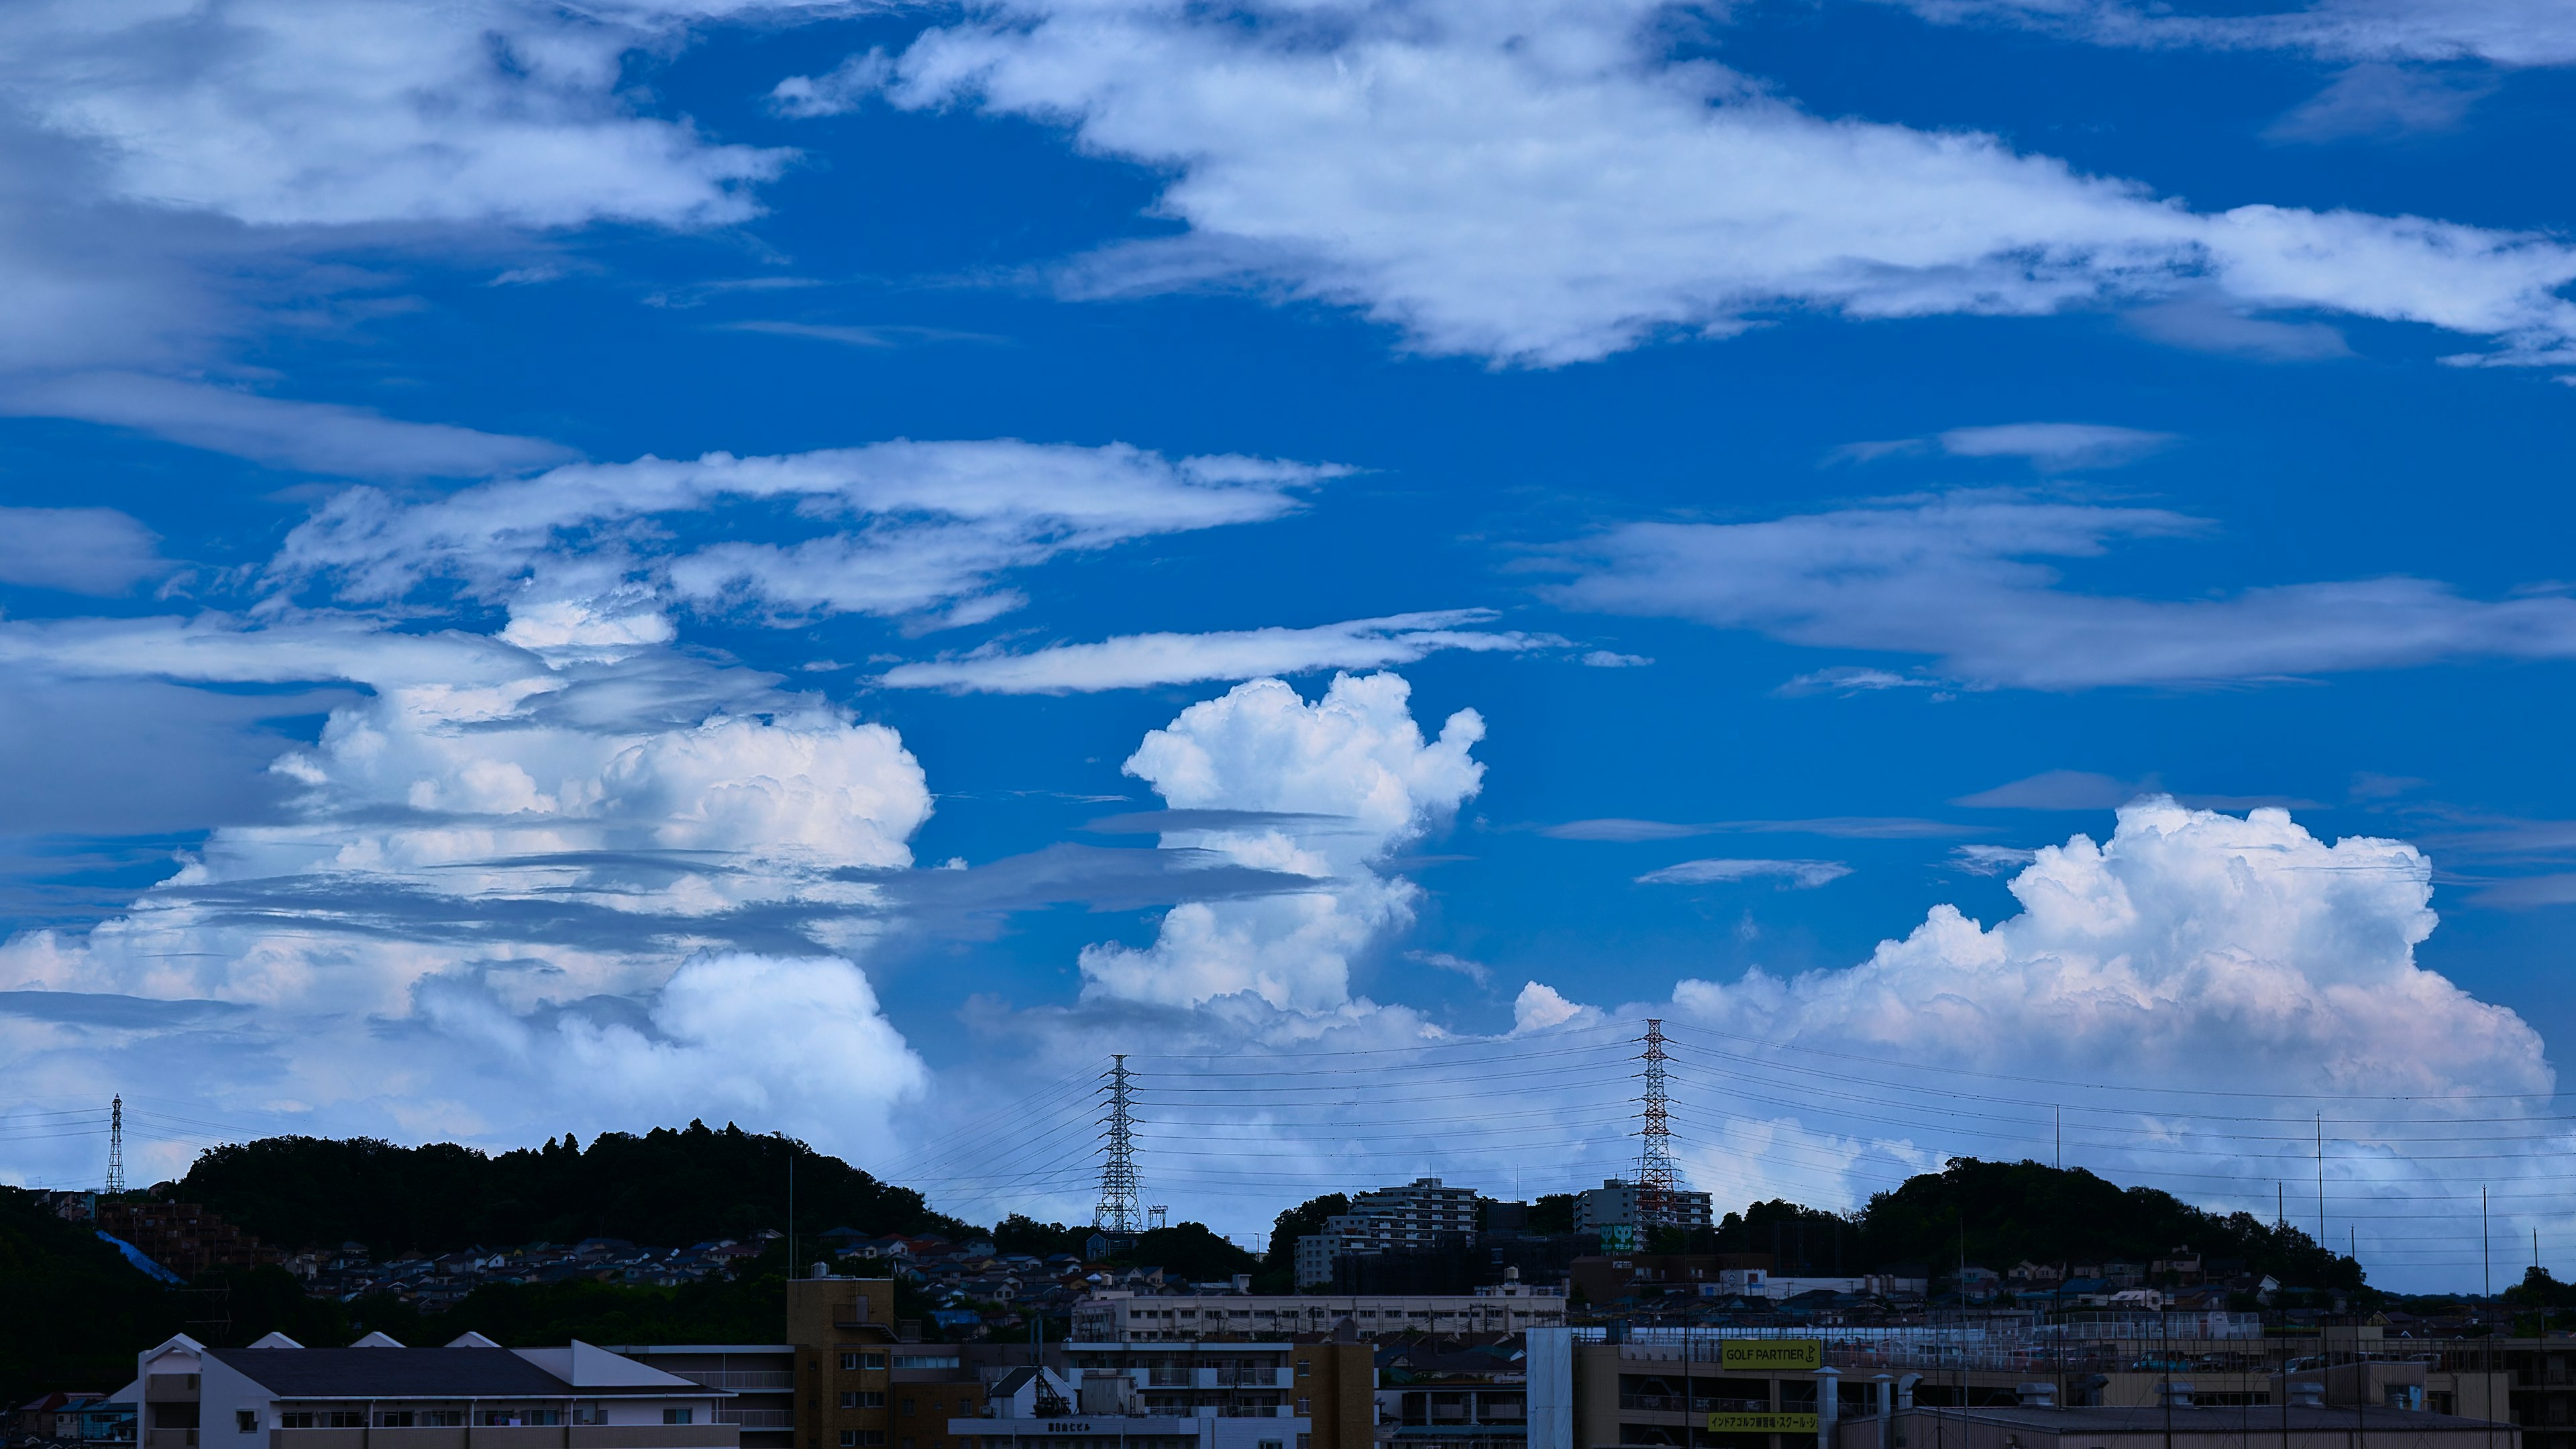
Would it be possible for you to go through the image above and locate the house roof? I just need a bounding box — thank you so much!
[207,1348,591,1399]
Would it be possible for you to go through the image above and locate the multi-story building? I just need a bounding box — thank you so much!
[1296,1181,1483,1289]
[950,1340,1373,1449]
[786,1276,910,1449]
[609,1346,800,1449]
[1074,1289,1565,1343]
[126,1329,734,1449]
[1568,1184,1711,1252]
[1376,1336,1527,1449]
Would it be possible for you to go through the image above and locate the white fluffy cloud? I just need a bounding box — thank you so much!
[1549,492,2576,688]
[1655,799,2559,1289]
[0,0,814,231]
[794,0,2576,367]
[877,610,1550,692]
[270,441,1336,634]
[0,610,934,1165]
[1078,673,1485,1010]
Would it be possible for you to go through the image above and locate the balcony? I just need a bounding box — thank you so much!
[146,1379,200,1403]
[682,1373,797,1393]
[715,1411,794,1429]
[1216,1371,1280,1388]
[1148,1372,1194,1388]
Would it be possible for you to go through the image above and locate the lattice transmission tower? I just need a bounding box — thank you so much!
[105,1094,126,1195]
[1093,1055,1142,1234]
[1638,1020,1676,1224]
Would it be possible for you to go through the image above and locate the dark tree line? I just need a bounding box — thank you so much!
[176,1120,976,1255]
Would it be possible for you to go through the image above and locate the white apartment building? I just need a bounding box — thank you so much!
[951,1362,1307,1449]
[1569,1181,1712,1248]
[129,1330,734,1449]
[1293,1179,1481,1288]
[1072,1289,1565,1342]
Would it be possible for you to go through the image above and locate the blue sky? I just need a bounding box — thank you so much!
[3,0,2576,1289]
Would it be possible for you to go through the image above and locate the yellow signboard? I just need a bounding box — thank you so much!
[1705,1414,1821,1435]
[1718,1340,1823,1372]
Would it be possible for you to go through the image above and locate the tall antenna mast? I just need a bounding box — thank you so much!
[1639,1020,1676,1226]
[1093,1055,1142,1235]
[105,1094,125,1195]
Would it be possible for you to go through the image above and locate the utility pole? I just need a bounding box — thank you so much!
[104,1095,125,1195]
[1094,1055,1142,1235]
[2316,1114,2324,1246]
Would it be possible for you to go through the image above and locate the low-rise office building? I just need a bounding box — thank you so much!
[129,1330,733,1449]
[1075,1293,1564,1343]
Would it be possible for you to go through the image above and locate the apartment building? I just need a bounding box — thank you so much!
[1376,1336,1527,1449]
[1074,1289,1565,1343]
[608,1347,799,1449]
[951,1340,1358,1449]
[127,1330,732,1449]
[786,1277,915,1449]
[1568,1183,1712,1252]
[1295,1180,1483,1289]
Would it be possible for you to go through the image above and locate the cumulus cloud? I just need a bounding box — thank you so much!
[0,610,936,1164]
[1511,981,1601,1034]
[1635,857,1852,888]
[1548,493,2576,689]
[1663,800,2557,1280]
[877,610,1550,692]
[1077,673,1485,1010]
[270,441,1337,632]
[784,0,2576,368]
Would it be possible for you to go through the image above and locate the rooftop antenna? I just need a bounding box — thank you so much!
[1093,1055,1142,1236]
[105,1095,125,1196]
[1639,1019,1676,1230]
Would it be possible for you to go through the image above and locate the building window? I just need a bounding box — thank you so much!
[1297,1400,1310,1415]
[327,1413,364,1429]
[841,1392,886,1409]
[1297,1361,1311,1379]
[847,1353,892,1372]
[375,1413,415,1428]
[664,1409,695,1426]
[902,1399,917,1417]
[422,1413,465,1428]
[235,1413,258,1434]
[279,1413,315,1430]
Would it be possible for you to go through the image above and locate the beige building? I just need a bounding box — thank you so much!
[1074,1290,1564,1342]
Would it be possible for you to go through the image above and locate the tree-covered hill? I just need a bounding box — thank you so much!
[1706,1159,2362,1291]
[175,1120,977,1255]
